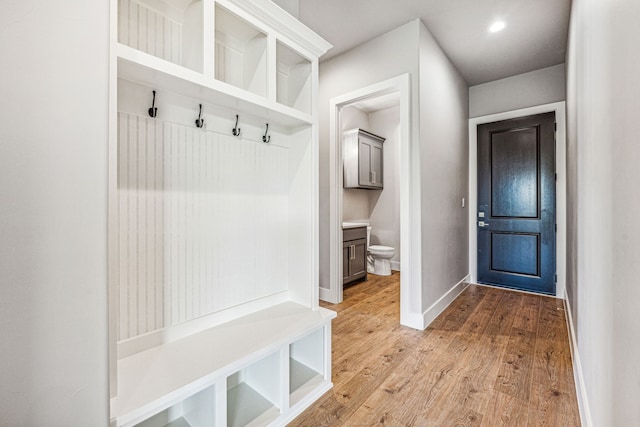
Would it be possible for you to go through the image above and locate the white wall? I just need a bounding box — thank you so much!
[343,190,370,221]
[0,1,110,426]
[469,64,566,118]
[319,19,468,326]
[418,24,469,310]
[318,20,421,295]
[565,0,640,425]
[368,106,401,267]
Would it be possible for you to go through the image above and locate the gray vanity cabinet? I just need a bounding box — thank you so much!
[343,226,367,285]
[343,128,385,189]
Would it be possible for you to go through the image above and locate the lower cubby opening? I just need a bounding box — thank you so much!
[112,304,335,427]
[289,327,325,407]
[226,351,281,427]
[134,385,215,427]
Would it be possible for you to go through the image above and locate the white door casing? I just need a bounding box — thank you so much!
[324,74,419,328]
[468,101,567,298]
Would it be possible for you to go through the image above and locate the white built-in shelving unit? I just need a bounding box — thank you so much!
[108,0,334,426]
[276,42,312,114]
[215,4,267,96]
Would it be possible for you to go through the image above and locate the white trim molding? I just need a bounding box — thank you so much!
[224,0,332,58]
[327,74,418,328]
[564,296,593,427]
[468,101,567,298]
[421,275,471,329]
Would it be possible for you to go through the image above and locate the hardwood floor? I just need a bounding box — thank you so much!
[289,272,580,426]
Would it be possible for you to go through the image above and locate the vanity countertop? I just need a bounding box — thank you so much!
[342,222,369,229]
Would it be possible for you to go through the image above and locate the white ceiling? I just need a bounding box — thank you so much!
[297,0,572,86]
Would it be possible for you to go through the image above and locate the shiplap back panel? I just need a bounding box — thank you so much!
[117,113,289,341]
[215,35,243,90]
[118,0,182,65]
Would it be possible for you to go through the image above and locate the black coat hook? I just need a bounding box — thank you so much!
[148,90,157,118]
[262,123,271,143]
[195,104,204,128]
[232,115,241,136]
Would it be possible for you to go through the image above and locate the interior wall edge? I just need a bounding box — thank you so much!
[421,274,471,330]
[467,101,567,300]
[564,293,594,427]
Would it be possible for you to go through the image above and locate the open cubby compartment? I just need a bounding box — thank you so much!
[276,42,312,114]
[215,4,268,97]
[227,351,282,427]
[118,0,204,72]
[289,327,326,407]
[133,385,216,427]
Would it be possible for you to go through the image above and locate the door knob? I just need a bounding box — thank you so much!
[478,221,489,227]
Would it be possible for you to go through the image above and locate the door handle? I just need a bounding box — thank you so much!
[478,221,489,228]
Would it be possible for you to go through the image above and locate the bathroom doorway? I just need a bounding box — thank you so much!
[341,97,400,282]
[322,74,416,327]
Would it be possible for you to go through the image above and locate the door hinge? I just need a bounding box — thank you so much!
[555,274,558,283]
[555,224,557,232]
[555,173,557,181]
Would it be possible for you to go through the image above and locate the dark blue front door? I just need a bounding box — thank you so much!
[477,112,556,295]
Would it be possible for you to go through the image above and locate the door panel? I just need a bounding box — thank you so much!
[358,140,371,186]
[491,233,539,276]
[477,112,556,294]
[491,128,538,218]
[342,243,350,282]
[370,144,382,186]
[350,238,367,277]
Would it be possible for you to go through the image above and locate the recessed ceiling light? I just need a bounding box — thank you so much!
[489,21,506,33]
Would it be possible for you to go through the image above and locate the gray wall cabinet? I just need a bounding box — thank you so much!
[343,128,385,189]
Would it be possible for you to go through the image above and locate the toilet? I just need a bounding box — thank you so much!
[366,226,395,276]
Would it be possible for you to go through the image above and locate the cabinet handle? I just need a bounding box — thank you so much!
[371,170,376,184]
[350,244,356,260]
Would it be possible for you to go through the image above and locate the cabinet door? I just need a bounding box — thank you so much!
[369,142,383,188]
[350,238,367,279]
[357,137,383,189]
[343,242,351,283]
[358,139,372,187]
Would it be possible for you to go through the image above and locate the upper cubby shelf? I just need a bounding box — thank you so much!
[277,41,312,114]
[118,0,204,72]
[116,0,331,122]
[215,4,267,97]
[117,44,313,129]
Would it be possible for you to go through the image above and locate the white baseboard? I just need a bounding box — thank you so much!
[391,261,400,271]
[319,285,337,304]
[564,295,593,427]
[421,274,471,329]
[472,280,563,300]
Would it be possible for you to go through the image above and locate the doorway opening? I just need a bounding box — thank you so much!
[323,74,415,327]
[468,102,567,298]
[477,112,556,294]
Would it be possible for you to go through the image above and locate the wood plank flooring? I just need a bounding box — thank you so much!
[289,272,580,426]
